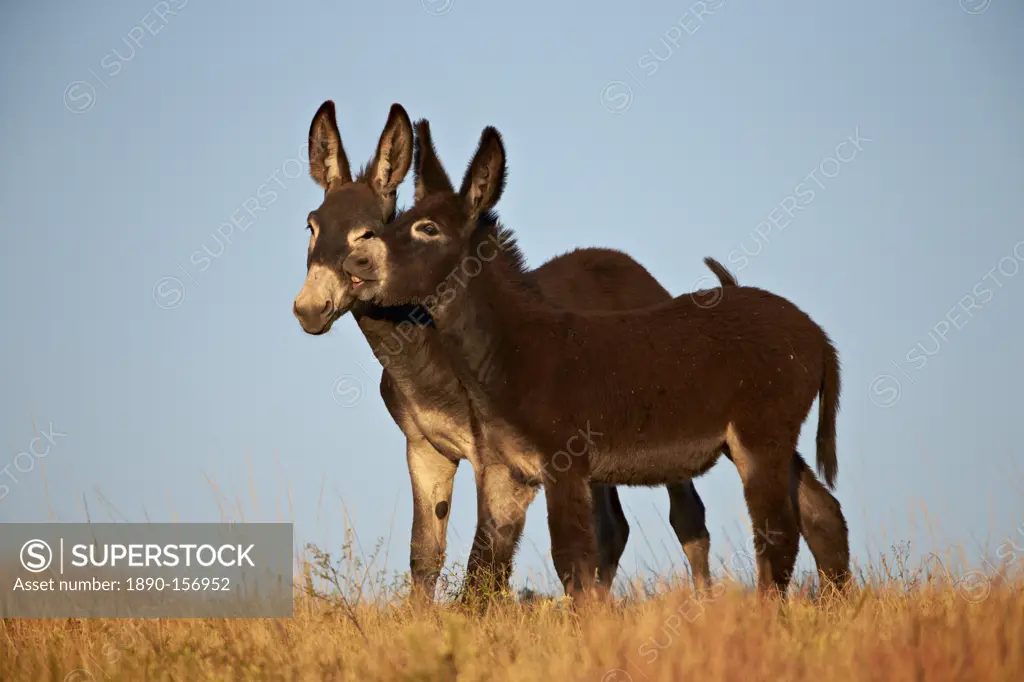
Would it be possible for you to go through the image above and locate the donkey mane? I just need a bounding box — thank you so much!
[475,215,529,270]
[353,164,371,184]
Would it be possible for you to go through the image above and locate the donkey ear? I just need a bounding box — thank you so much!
[366,104,413,212]
[413,119,454,202]
[458,127,506,218]
[308,100,352,193]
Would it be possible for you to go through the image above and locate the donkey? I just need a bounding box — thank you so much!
[343,122,850,600]
[291,101,735,599]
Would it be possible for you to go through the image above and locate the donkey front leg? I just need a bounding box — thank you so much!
[591,484,630,588]
[463,463,537,600]
[546,471,603,601]
[407,435,458,601]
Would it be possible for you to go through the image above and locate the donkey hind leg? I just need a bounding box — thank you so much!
[546,472,603,600]
[407,435,459,601]
[463,464,537,600]
[666,480,712,592]
[725,426,801,597]
[791,451,850,592]
[591,484,629,588]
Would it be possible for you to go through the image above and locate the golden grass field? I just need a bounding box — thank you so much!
[2,544,1022,682]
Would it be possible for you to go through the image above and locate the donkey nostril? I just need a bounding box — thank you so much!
[322,300,334,317]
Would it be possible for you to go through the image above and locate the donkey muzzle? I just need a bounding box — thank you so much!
[293,264,349,335]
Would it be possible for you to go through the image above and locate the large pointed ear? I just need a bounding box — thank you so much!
[459,127,506,219]
[366,104,413,216]
[413,119,454,202]
[308,100,352,193]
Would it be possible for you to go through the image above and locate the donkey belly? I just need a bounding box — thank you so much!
[588,434,725,486]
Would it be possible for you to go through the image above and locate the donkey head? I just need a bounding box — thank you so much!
[344,121,506,310]
[292,100,413,334]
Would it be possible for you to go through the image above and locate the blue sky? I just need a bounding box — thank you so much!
[1,0,1022,592]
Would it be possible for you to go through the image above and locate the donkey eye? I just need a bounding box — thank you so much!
[416,222,440,237]
[356,228,375,241]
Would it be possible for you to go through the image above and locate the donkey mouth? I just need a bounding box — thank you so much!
[349,276,382,302]
[350,275,377,289]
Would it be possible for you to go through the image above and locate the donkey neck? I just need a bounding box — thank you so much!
[350,303,460,394]
[432,226,564,403]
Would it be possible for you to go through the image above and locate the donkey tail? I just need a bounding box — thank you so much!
[816,335,841,490]
[703,257,738,287]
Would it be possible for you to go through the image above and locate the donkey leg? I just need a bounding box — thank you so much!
[546,472,602,600]
[726,428,801,597]
[591,483,629,588]
[790,452,851,592]
[407,434,459,601]
[463,463,537,599]
[666,480,712,592]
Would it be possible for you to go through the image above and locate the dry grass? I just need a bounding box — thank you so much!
[2,546,1022,682]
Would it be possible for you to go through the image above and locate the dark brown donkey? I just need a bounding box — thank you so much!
[344,122,850,600]
[291,100,732,599]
